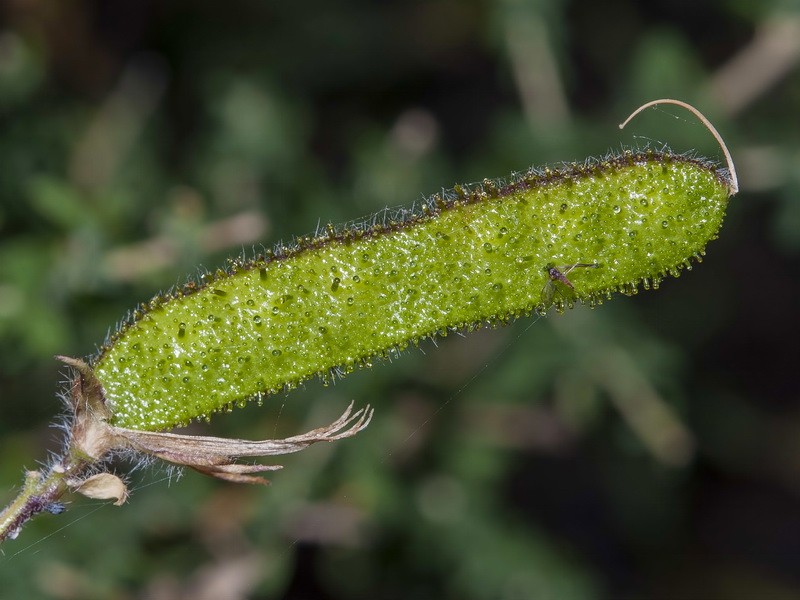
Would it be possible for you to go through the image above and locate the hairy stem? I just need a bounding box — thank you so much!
[0,450,91,544]
[0,358,111,545]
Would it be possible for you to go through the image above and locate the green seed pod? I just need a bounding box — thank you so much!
[94,149,732,431]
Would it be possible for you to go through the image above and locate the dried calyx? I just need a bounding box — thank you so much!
[0,356,371,543]
[61,355,372,486]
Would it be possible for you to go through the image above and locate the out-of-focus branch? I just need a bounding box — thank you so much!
[503,8,570,128]
[707,14,800,117]
[103,210,269,283]
[70,54,168,192]
[593,349,695,467]
[552,315,695,467]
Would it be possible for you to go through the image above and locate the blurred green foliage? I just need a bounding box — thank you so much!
[1,1,799,599]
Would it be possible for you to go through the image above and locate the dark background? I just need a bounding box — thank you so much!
[1,1,799,598]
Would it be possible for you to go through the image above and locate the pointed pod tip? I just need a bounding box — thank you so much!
[619,99,738,196]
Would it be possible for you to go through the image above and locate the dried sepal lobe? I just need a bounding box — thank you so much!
[94,151,730,431]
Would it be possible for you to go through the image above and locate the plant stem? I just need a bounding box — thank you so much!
[0,450,90,544]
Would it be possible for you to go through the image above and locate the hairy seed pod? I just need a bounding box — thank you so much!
[94,151,732,431]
